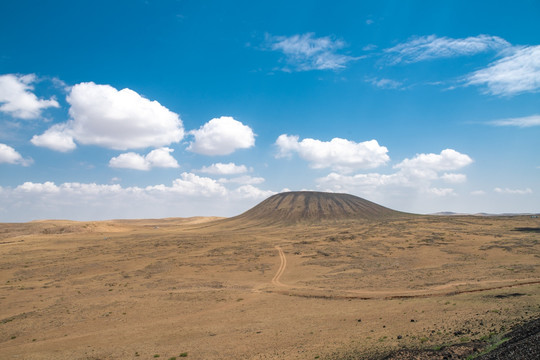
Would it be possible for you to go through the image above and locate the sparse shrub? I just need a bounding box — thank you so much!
[179,353,188,357]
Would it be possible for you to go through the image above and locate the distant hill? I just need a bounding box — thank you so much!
[225,191,406,225]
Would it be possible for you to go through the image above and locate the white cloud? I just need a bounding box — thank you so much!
[0,174,276,221]
[109,153,149,171]
[16,181,60,193]
[0,74,59,119]
[362,44,377,51]
[32,82,184,151]
[316,172,404,192]
[109,147,179,171]
[385,34,510,64]
[426,187,455,196]
[275,134,389,173]
[30,123,77,152]
[467,45,540,96]
[233,185,275,200]
[368,77,403,89]
[441,173,467,183]
[146,172,227,197]
[145,147,180,168]
[187,116,255,156]
[316,149,472,197]
[494,187,533,195]
[471,190,486,196]
[266,33,358,71]
[395,149,473,178]
[218,175,265,185]
[489,114,540,127]
[199,162,249,175]
[0,143,32,166]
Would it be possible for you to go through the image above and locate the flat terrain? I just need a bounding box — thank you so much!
[1,214,539,359]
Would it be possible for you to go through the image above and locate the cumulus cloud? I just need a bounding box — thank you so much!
[395,149,473,179]
[384,34,510,64]
[494,187,532,195]
[275,134,389,173]
[266,33,358,71]
[0,143,33,166]
[426,187,455,196]
[109,147,179,171]
[441,173,467,183]
[218,175,265,185]
[467,45,540,96]
[16,181,61,193]
[0,174,275,221]
[199,162,249,175]
[32,82,184,151]
[146,172,227,197]
[30,123,77,152]
[187,116,255,156]
[0,74,59,119]
[488,114,540,128]
[233,185,275,199]
[316,149,472,197]
[316,172,404,193]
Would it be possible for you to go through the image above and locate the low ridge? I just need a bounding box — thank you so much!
[228,191,403,225]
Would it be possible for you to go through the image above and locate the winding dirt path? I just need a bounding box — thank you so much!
[269,246,540,299]
[271,246,287,287]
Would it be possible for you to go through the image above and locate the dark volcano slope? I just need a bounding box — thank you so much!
[226,191,406,226]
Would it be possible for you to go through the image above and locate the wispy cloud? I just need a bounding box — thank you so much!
[466,45,540,96]
[266,33,359,71]
[367,77,403,89]
[489,114,540,127]
[494,187,533,195]
[384,34,510,64]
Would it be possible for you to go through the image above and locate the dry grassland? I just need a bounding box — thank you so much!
[1,215,539,359]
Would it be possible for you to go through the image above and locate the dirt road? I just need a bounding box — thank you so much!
[271,246,287,287]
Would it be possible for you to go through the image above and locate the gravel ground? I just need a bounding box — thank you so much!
[380,317,539,360]
[477,316,540,360]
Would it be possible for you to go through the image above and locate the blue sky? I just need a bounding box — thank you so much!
[1,0,539,221]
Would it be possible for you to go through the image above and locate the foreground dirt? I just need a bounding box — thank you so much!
[1,215,539,359]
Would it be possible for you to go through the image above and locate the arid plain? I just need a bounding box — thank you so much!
[1,192,539,359]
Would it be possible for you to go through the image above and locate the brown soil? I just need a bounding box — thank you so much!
[1,193,539,359]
